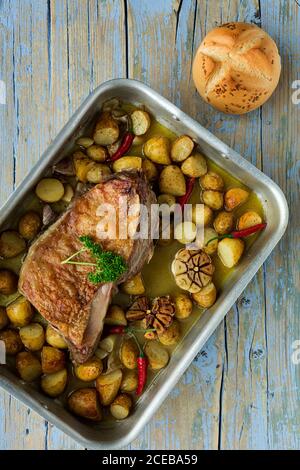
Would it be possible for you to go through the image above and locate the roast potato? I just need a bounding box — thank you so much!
[142,158,158,181]
[217,238,244,268]
[6,296,33,327]
[62,184,74,203]
[98,334,118,354]
[110,393,132,420]
[112,156,142,173]
[181,152,207,177]
[93,112,119,145]
[158,321,181,346]
[41,346,66,374]
[200,171,224,191]
[174,293,193,320]
[0,306,8,330]
[73,151,94,182]
[0,231,26,259]
[192,282,217,308]
[157,193,176,209]
[105,305,127,326]
[159,165,186,197]
[170,135,194,162]
[18,211,41,240]
[120,338,139,369]
[224,188,249,211]
[76,136,94,148]
[131,109,151,135]
[96,368,123,406]
[86,162,111,183]
[68,388,102,421]
[35,178,65,203]
[201,190,224,210]
[120,369,138,393]
[198,227,218,255]
[121,273,145,295]
[144,340,169,370]
[16,351,42,382]
[213,211,234,235]
[86,144,107,162]
[132,135,145,146]
[45,325,68,349]
[174,221,197,244]
[236,211,262,231]
[192,204,213,227]
[143,136,171,165]
[0,269,18,295]
[74,356,103,382]
[41,368,68,397]
[0,329,23,355]
[19,323,45,351]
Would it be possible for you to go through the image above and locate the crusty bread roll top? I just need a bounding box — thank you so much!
[192,22,281,114]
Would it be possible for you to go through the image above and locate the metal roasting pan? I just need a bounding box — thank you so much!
[0,79,288,449]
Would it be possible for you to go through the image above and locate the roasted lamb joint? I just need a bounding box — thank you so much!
[19,171,156,363]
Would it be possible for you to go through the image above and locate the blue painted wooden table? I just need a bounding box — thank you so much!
[0,0,299,449]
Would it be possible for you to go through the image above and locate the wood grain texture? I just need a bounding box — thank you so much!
[0,0,299,450]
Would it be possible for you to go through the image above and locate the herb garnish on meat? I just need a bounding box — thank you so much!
[61,235,127,284]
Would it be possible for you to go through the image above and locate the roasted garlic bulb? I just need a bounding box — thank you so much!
[171,248,215,293]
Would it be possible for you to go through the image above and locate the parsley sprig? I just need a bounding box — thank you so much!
[61,235,127,284]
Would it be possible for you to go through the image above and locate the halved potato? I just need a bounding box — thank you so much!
[74,356,103,382]
[0,269,18,295]
[0,231,26,259]
[236,211,262,231]
[19,323,45,351]
[142,158,158,181]
[171,135,194,162]
[224,188,249,211]
[192,282,217,308]
[96,368,123,406]
[213,211,234,235]
[159,165,186,197]
[144,136,171,165]
[41,369,68,397]
[121,273,145,295]
[131,110,151,135]
[93,112,119,145]
[181,152,207,177]
[68,388,102,421]
[201,190,224,210]
[6,296,33,327]
[200,171,224,191]
[41,346,66,374]
[45,325,68,349]
[110,393,132,420]
[192,204,213,227]
[144,340,169,370]
[120,338,139,370]
[0,329,23,355]
[174,221,197,244]
[16,351,42,382]
[112,156,142,173]
[86,163,111,183]
[217,238,244,268]
[86,144,107,162]
[120,369,138,393]
[18,211,41,240]
[35,178,65,203]
[105,305,127,326]
[174,293,193,320]
[158,321,181,346]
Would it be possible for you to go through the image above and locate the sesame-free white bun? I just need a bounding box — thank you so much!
[192,22,281,114]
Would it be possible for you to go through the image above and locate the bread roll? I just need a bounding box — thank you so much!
[192,22,281,114]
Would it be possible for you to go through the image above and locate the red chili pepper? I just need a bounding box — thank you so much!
[177,177,196,208]
[107,325,127,334]
[136,353,148,396]
[206,223,267,246]
[110,132,134,162]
